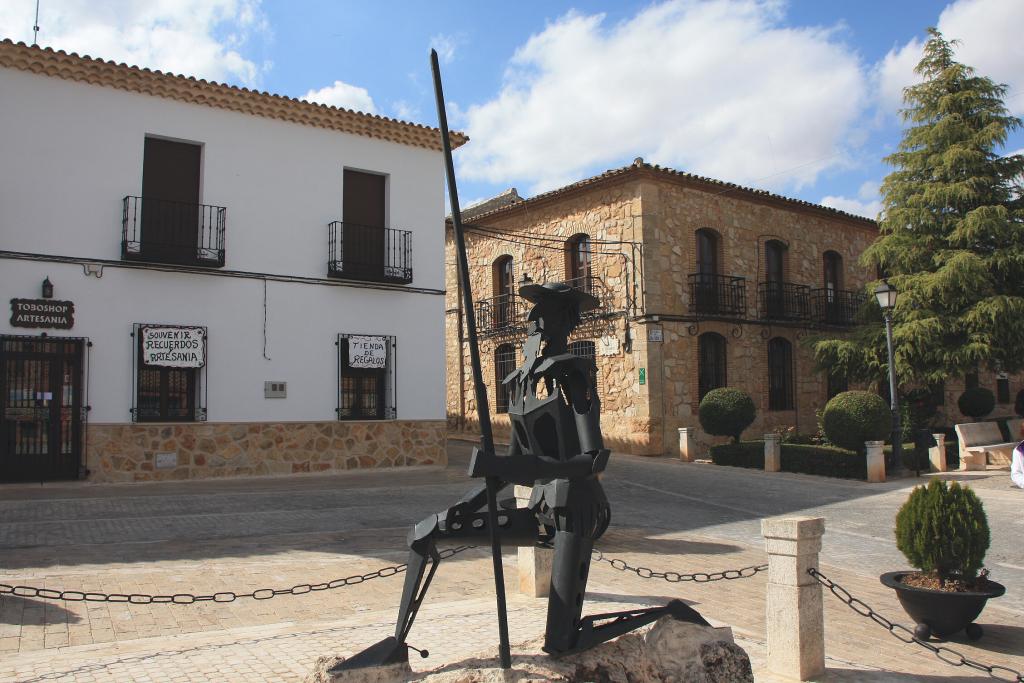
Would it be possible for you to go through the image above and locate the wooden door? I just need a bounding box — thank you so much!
[141,138,201,264]
[342,170,386,279]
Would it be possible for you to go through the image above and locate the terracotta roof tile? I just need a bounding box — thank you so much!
[0,40,468,152]
[466,159,877,226]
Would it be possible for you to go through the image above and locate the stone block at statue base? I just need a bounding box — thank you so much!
[308,616,752,683]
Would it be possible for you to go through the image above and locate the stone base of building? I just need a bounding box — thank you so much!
[85,420,446,483]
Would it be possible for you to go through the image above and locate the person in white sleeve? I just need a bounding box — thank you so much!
[1013,422,1024,489]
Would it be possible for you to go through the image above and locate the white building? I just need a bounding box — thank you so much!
[0,40,464,483]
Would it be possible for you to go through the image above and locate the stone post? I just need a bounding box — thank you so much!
[929,433,947,473]
[764,433,781,472]
[865,440,886,483]
[763,516,826,681]
[678,427,695,462]
[515,485,552,597]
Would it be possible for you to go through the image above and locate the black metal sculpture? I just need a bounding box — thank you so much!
[332,280,709,672]
[330,50,707,674]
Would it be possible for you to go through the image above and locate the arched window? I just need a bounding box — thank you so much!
[492,255,514,327]
[698,333,727,401]
[823,251,843,295]
[495,343,517,413]
[768,337,794,411]
[569,339,599,397]
[694,229,720,312]
[566,234,592,285]
[763,240,788,319]
[695,229,719,277]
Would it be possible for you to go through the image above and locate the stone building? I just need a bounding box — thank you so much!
[445,159,1020,456]
[0,40,460,482]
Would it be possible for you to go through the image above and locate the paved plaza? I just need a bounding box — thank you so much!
[1,440,1023,682]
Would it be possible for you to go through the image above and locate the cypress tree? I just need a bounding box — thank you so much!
[812,29,1024,387]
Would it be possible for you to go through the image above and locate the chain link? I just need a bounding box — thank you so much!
[809,568,1024,682]
[591,549,768,583]
[0,545,475,606]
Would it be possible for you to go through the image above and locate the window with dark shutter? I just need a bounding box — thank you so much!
[338,334,395,420]
[698,333,727,401]
[768,337,794,411]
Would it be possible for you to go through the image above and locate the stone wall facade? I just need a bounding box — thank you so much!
[86,419,446,483]
[446,162,1024,458]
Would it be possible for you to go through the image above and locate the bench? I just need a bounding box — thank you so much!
[955,421,1016,470]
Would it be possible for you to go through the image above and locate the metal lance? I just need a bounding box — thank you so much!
[430,49,512,669]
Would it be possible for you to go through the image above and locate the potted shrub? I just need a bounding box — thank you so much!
[881,479,1004,640]
[821,391,891,453]
[698,388,756,443]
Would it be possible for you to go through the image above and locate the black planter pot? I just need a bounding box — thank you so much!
[880,571,1006,640]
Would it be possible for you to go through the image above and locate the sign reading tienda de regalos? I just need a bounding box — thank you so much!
[141,326,206,368]
[347,335,388,369]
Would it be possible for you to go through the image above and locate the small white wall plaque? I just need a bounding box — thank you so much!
[155,452,177,469]
[598,336,620,356]
[647,326,664,342]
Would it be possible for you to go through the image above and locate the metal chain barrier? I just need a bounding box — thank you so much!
[0,545,475,606]
[591,549,768,583]
[809,568,1024,682]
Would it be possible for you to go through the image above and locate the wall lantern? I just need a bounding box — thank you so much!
[520,272,534,286]
[874,279,897,310]
[41,277,54,299]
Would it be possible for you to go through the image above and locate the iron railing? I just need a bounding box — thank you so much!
[122,196,226,267]
[758,281,812,321]
[811,288,865,326]
[688,273,747,316]
[328,222,412,284]
[475,294,527,337]
[561,274,606,317]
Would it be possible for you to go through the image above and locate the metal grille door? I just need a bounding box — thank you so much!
[0,336,84,482]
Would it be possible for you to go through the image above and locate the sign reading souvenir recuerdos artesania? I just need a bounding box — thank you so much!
[10,299,74,329]
[348,335,388,369]
[141,326,206,368]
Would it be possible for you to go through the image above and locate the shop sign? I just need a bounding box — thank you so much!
[141,326,206,368]
[348,335,388,369]
[10,298,74,329]
[639,368,647,385]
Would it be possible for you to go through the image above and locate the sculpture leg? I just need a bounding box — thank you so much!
[329,536,440,672]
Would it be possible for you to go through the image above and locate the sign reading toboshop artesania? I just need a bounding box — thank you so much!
[141,326,206,368]
[10,299,74,329]
[348,335,388,369]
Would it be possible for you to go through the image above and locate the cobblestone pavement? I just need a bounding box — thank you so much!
[1,441,1022,682]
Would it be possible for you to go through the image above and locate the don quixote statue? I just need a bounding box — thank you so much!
[331,50,709,674]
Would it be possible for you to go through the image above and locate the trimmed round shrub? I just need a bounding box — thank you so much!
[822,391,891,453]
[958,387,995,419]
[698,388,756,443]
[895,479,989,580]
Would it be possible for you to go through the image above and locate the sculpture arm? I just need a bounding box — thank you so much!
[470,447,609,483]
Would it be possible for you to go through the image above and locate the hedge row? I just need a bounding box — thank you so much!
[709,441,867,480]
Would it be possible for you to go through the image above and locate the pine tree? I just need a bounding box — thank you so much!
[813,28,1024,388]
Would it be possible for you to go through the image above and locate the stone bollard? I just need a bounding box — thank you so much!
[764,433,781,472]
[678,427,695,462]
[515,485,552,597]
[865,440,886,483]
[763,516,826,681]
[929,433,947,473]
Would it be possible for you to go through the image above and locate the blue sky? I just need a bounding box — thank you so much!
[3,0,1022,218]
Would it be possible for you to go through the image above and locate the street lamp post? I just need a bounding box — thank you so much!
[874,280,901,474]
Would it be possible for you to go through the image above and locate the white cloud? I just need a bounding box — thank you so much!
[820,179,882,219]
[391,100,419,121]
[876,0,1024,117]
[430,33,458,64]
[301,80,377,114]
[457,0,868,195]
[0,0,269,86]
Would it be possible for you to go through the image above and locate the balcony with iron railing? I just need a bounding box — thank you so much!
[811,288,865,326]
[121,196,226,267]
[474,293,527,337]
[327,222,412,284]
[688,273,747,317]
[758,281,812,321]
